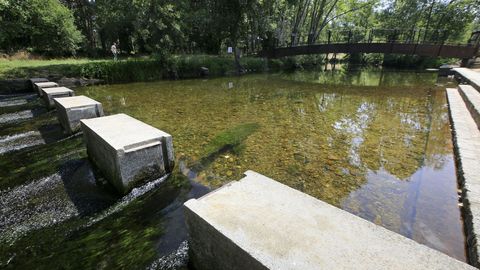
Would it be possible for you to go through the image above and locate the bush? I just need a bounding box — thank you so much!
[0,0,83,55]
[382,54,455,69]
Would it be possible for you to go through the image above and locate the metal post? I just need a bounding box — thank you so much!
[347,30,352,44]
[328,30,331,44]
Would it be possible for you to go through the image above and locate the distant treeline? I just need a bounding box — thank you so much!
[0,0,479,57]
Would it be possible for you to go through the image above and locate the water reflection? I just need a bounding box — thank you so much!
[279,68,439,87]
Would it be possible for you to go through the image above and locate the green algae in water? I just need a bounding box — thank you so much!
[203,123,260,157]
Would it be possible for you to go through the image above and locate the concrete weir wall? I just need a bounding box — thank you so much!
[184,171,473,270]
[454,68,480,91]
[447,86,480,267]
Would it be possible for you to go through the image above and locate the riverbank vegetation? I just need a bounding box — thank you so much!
[0,54,342,81]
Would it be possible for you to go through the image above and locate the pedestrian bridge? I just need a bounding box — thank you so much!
[259,29,480,61]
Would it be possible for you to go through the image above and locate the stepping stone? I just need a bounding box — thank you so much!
[35,82,59,96]
[184,170,474,270]
[28,78,49,92]
[53,95,104,134]
[80,113,175,194]
[41,87,74,109]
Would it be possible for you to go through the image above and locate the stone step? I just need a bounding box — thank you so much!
[184,170,474,270]
[446,88,480,267]
[459,84,480,129]
[453,68,480,91]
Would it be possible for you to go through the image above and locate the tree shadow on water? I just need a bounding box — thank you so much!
[38,123,67,143]
[59,159,120,217]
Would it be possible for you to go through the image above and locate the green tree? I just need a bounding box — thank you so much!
[0,0,83,54]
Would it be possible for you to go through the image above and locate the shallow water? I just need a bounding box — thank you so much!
[0,68,466,267]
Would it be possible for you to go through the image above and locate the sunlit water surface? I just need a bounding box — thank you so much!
[0,69,465,268]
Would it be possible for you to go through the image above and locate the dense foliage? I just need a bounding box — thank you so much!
[0,0,479,56]
[0,0,83,54]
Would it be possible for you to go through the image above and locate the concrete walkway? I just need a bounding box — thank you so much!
[453,68,480,90]
[184,171,474,270]
[447,87,480,267]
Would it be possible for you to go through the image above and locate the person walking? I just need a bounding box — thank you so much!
[111,42,118,61]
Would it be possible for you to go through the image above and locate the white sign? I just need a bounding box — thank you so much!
[227,47,233,54]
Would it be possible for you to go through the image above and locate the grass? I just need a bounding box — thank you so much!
[0,58,109,79]
[0,55,272,82]
[0,54,328,83]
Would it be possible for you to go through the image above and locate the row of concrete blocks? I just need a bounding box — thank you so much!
[29,78,175,194]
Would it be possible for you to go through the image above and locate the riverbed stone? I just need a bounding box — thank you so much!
[34,82,58,96]
[80,113,175,194]
[53,95,104,134]
[184,170,474,270]
[41,87,75,109]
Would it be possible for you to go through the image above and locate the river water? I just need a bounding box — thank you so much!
[0,68,466,268]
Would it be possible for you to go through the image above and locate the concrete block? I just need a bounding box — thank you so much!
[34,82,58,96]
[80,113,175,194]
[184,171,474,270]
[28,78,49,92]
[41,87,74,109]
[53,95,104,134]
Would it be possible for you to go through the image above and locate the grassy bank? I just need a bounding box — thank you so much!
[0,53,454,83]
[0,55,272,83]
[0,54,335,83]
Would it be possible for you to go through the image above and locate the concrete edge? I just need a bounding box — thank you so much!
[184,202,270,270]
[459,84,480,129]
[185,170,259,205]
[184,169,475,269]
[446,88,480,267]
[453,68,480,91]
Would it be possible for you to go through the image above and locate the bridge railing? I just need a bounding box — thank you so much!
[278,28,471,48]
